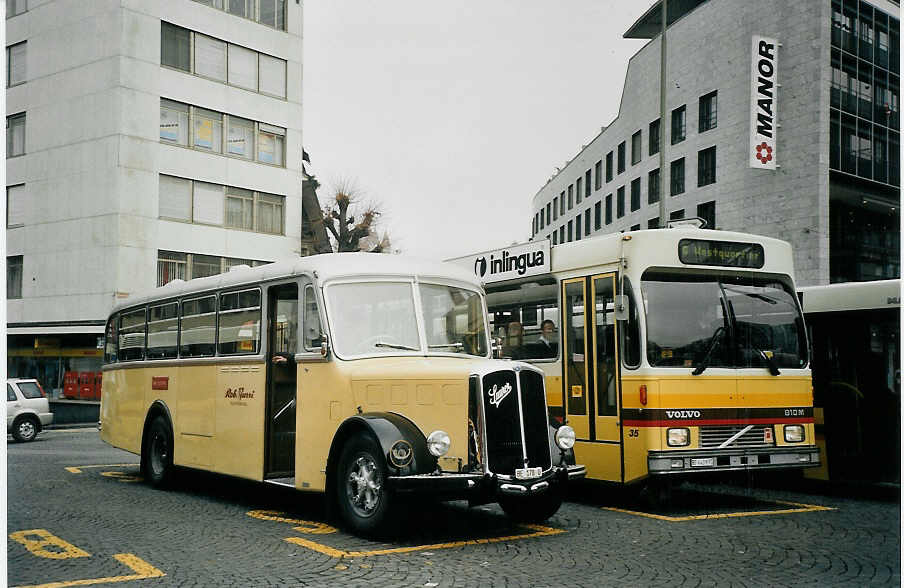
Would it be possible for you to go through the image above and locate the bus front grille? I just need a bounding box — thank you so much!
[700,425,774,449]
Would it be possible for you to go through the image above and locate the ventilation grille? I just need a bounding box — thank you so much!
[700,425,774,449]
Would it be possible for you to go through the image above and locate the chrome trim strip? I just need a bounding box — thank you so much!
[514,370,529,469]
[103,356,266,371]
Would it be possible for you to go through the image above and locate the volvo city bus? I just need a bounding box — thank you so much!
[799,279,900,484]
[100,254,584,535]
[451,226,820,491]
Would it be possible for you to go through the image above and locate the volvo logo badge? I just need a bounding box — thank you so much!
[487,382,513,408]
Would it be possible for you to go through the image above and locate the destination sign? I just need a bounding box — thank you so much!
[678,239,765,268]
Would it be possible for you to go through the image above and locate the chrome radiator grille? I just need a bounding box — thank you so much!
[700,425,774,449]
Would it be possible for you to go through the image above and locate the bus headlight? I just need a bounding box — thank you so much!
[667,428,690,447]
[784,425,805,443]
[427,430,451,457]
[555,425,576,450]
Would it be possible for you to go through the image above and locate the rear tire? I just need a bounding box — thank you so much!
[499,489,563,524]
[335,434,393,536]
[142,416,174,488]
[12,416,39,443]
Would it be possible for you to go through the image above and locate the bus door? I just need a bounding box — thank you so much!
[265,282,299,478]
[562,275,623,482]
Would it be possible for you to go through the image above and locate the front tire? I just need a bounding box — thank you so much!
[335,434,393,536]
[499,488,563,524]
[12,416,39,442]
[142,416,174,488]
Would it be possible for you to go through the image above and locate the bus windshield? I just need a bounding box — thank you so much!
[641,272,807,370]
[326,281,488,358]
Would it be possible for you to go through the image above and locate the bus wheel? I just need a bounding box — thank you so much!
[336,434,392,536]
[499,489,563,524]
[143,416,174,488]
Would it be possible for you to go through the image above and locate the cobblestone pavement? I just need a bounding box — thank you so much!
[8,429,900,587]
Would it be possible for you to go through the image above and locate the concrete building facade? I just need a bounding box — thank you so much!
[529,0,899,288]
[6,0,304,394]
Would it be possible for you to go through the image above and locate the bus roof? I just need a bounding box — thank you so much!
[799,279,901,313]
[110,252,482,315]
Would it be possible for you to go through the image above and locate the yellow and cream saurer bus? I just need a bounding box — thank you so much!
[100,253,584,534]
[452,226,820,489]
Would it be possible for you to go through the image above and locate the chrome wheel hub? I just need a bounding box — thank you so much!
[346,455,382,517]
[18,421,35,440]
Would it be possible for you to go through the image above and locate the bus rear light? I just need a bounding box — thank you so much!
[639,385,647,406]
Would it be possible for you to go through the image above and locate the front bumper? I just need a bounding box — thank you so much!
[387,464,586,497]
[648,446,820,475]
[39,413,54,427]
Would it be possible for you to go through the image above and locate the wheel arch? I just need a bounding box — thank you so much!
[140,400,173,461]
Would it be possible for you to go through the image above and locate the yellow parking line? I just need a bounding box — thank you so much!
[604,498,836,522]
[64,464,138,474]
[284,523,565,558]
[12,553,165,588]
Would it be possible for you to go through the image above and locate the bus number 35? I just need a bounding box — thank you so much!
[628,428,639,438]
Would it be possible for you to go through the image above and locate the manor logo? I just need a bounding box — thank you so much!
[749,35,779,170]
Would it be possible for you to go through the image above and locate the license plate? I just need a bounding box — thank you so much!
[690,458,715,468]
[515,467,542,480]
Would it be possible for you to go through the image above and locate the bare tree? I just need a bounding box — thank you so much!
[320,181,392,253]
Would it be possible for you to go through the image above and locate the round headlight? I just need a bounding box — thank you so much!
[555,425,576,450]
[426,430,451,457]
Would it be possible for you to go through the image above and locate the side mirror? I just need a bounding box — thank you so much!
[491,336,503,359]
[614,294,630,321]
[320,334,331,358]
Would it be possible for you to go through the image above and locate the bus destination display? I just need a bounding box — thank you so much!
[678,239,765,268]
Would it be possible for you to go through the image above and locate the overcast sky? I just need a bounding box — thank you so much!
[302,1,650,260]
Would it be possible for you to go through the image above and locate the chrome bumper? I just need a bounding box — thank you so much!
[648,447,821,475]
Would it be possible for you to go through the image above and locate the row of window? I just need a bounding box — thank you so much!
[158,250,270,287]
[831,0,899,75]
[6,113,25,158]
[105,283,320,364]
[541,201,715,247]
[159,175,285,235]
[6,41,25,87]
[161,22,287,99]
[536,91,717,234]
[830,109,900,185]
[831,48,900,130]
[193,0,287,31]
[534,147,716,236]
[160,99,286,166]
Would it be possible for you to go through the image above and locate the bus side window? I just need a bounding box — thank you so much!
[619,278,641,368]
[181,295,217,358]
[303,284,323,351]
[104,316,119,364]
[218,289,262,355]
[119,308,147,362]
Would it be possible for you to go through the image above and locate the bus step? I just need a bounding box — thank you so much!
[264,477,295,488]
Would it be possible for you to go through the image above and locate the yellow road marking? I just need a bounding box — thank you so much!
[603,497,836,522]
[65,464,138,474]
[9,530,91,560]
[247,510,337,534]
[284,523,565,558]
[13,553,165,588]
[100,472,143,483]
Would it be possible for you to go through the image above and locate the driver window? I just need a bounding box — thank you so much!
[303,284,323,351]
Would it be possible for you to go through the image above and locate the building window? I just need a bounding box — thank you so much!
[617,186,625,218]
[7,41,26,87]
[594,201,602,230]
[226,0,251,18]
[161,22,287,99]
[617,142,626,174]
[671,105,686,144]
[160,99,189,145]
[630,178,641,211]
[159,175,193,221]
[7,255,23,299]
[697,201,716,229]
[584,209,591,235]
[605,194,613,225]
[553,197,559,220]
[576,215,582,240]
[670,158,685,196]
[584,170,592,197]
[195,0,287,30]
[670,209,685,221]
[630,224,640,231]
[648,169,660,204]
[594,160,602,190]
[6,113,25,157]
[559,191,565,215]
[157,251,187,286]
[648,217,659,229]
[649,119,660,156]
[631,130,642,165]
[255,192,284,234]
[559,226,565,244]
[6,0,26,18]
[567,220,573,242]
[161,22,191,72]
[568,185,574,209]
[227,116,255,159]
[226,187,255,230]
[699,90,717,132]
[552,231,557,245]
[698,146,717,187]
[606,151,614,182]
[193,108,223,153]
[576,178,583,204]
[7,184,25,228]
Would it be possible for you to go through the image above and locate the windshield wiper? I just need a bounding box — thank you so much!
[692,326,725,376]
[374,342,419,351]
[750,344,781,376]
[428,342,464,350]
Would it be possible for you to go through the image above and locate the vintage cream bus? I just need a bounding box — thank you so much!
[452,226,820,494]
[100,254,584,534]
